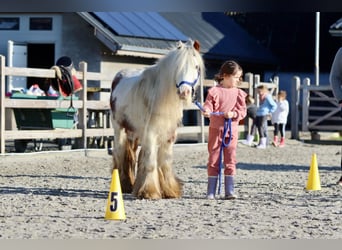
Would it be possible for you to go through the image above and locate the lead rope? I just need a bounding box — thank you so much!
[217,118,232,195]
[194,101,232,195]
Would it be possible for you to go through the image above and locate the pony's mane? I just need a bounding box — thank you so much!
[157,41,203,84]
[141,41,204,108]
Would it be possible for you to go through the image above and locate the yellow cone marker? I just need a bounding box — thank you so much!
[105,169,126,220]
[306,153,321,191]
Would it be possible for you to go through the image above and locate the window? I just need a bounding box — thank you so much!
[29,17,52,30]
[0,17,19,30]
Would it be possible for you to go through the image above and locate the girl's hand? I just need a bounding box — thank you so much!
[202,110,211,118]
[224,111,235,119]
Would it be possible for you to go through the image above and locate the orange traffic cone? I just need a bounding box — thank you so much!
[105,169,126,220]
[306,153,321,191]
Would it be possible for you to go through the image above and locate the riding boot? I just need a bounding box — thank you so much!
[256,137,267,149]
[206,176,218,199]
[272,135,278,147]
[279,137,285,147]
[224,175,237,200]
[242,134,254,146]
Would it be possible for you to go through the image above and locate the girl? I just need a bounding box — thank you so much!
[242,94,257,146]
[271,90,289,147]
[201,60,247,199]
[255,85,277,149]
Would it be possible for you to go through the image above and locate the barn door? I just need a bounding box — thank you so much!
[7,40,27,93]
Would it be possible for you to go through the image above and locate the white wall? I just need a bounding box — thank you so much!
[0,13,62,60]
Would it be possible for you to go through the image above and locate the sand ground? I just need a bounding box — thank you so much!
[0,137,341,239]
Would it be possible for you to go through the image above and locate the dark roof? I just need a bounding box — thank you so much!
[80,12,277,65]
[92,12,188,41]
[161,12,277,64]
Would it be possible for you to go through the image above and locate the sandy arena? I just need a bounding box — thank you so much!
[0,137,341,239]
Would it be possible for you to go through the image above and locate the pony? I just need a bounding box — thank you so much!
[109,39,205,199]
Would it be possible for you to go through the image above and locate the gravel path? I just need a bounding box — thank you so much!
[0,138,341,239]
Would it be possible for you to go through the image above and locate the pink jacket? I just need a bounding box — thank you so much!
[203,85,247,131]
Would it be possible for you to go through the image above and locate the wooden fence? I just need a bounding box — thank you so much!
[290,76,341,140]
[0,54,279,154]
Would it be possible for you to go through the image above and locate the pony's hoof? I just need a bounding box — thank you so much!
[133,188,162,200]
[162,191,182,199]
[121,185,133,194]
[136,193,162,200]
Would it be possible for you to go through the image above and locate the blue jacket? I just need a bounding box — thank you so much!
[256,94,277,116]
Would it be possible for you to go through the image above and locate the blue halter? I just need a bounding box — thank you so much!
[194,100,232,195]
[176,70,200,89]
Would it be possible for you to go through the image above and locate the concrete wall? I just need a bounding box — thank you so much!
[60,13,102,73]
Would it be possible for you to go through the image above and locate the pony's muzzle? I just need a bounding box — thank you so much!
[182,88,191,98]
[178,86,192,100]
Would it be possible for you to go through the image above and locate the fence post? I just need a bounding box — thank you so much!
[302,77,310,132]
[245,72,253,96]
[0,55,5,154]
[79,61,88,156]
[291,76,301,139]
[254,74,260,106]
[243,72,253,139]
[273,76,279,96]
[198,72,205,143]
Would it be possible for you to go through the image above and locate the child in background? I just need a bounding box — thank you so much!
[255,85,277,149]
[242,94,257,146]
[200,60,247,200]
[271,90,289,147]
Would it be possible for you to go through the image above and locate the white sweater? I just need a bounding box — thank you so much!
[271,99,289,124]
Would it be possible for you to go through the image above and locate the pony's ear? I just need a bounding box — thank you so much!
[177,40,183,49]
[193,40,200,52]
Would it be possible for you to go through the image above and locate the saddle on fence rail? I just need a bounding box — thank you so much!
[48,56,83,97]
